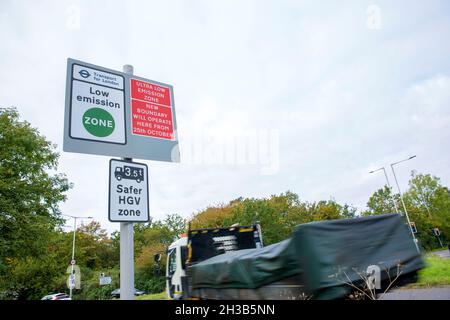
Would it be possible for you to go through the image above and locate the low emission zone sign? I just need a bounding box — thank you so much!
[63,58,180,162]
[109,159,149,222]
[69,63,126,144]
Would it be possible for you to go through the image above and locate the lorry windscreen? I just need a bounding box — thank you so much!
[186,225,260,265]
[168,248,176,275]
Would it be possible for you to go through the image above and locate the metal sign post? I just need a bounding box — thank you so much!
[120,64,135,300]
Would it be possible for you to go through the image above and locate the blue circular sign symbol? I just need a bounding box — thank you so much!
[79,69,91,78]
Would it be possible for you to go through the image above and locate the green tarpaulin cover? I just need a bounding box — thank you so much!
[189,214,424,299]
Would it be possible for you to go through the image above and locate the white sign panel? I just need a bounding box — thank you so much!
[69,63,126,144]
[109,159,149,222]
[73,64,124,90]
[99,276,112,286]
[68,274,76,289]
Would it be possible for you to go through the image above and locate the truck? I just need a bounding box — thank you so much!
[165,223,263,299]
[114,165,144,183]
[163,213,424,300]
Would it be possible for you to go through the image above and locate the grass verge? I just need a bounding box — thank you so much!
[407,253,450,288]
[136,291,167,300]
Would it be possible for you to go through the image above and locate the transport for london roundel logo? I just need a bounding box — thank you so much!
[82,108,115,137]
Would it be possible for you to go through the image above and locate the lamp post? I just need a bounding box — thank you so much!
[369,166,399,213]
[390,155,420,252]
[62,214,93,299]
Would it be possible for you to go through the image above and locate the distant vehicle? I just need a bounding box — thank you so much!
[110,288,145,299]
[114,165,144,183]
[41,293,71,300]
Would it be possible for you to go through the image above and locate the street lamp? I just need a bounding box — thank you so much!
[369,166,399,213]
[62,214,93,299]
[390,155,420,252]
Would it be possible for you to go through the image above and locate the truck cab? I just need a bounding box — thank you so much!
[165,223,263,299]
[166,236,188,299]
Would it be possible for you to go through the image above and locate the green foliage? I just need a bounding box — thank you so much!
[135,272,165,294]
[136,291,167,300]
[74,268,119,300]
[0,254,65,300]
[0,107,71,299]
[190,191,358,245]
[0,107,71,260]
[365,186,400,215]
[75,221,118,269]
[364,171,449,250]
[405,172,450,245]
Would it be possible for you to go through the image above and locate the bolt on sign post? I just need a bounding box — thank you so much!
[63,59,180,300]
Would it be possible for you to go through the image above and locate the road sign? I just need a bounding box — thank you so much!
[68,274,76,289]
[64,58,180,162]
[100,276,112,286]
[66,265,81,289]
[410,221,417,233]
[130,79,175,140]
[109,159,149,222]
[69,63,126,145]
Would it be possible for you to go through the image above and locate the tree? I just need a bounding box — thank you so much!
[403,172,450,249]
[365,186,399,215]
[163,213,186,238]
[0,107,71,298]
[364,171,449,250]
[75,221,118,269]
[78,220,108,241]
[0,108,71,259]
[189,192,358,246]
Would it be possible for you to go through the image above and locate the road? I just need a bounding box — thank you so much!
[379,287,450,300]
[433,249,450,259]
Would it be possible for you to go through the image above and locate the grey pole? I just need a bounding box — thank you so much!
[381,167,399,213]
[437,235,444,248]
[120,64,135,300]
[63,214,92,300]
[390,160,420,253]
[69,217,76,300]
[369,167,399,213]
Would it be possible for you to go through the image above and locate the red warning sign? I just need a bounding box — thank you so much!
[130,79,174,140]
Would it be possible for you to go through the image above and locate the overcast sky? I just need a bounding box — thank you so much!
[1,0,449,234]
